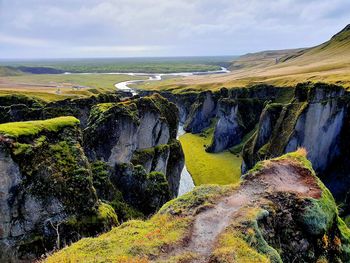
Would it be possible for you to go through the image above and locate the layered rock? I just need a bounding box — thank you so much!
[0,117,117,262]
[46,150,350,263]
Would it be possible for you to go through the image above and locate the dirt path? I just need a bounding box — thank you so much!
[162,160,321,262]
[187,189,259,262]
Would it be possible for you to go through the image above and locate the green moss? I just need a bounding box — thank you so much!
[179,119,242,185]
[0,116,79,138]
[160,184,236,216]
[13,143,32,155]
[131,147,155,167]
[213,208,282,263]
[90,161,143,222]
[97,202,119,226]
[229,126,258,154]
[94,102,115,112]
[46,214,192,263]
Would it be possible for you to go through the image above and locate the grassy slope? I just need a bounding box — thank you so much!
[0,74,144,102]
[179,122,242,185]
[45,185,235,263]
[137,25,350,92]
[0,116,79,138]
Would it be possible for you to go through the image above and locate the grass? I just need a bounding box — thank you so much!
[0,116,79,138]
[45,214,191,263]
[160,184,236,215]
[179,123,242,185]
[0,57,232,74]
[0,73,145,101]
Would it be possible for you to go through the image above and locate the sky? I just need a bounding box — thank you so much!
[0,0,349,59]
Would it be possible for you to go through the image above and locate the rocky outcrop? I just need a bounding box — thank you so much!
[0,93,121,127]
[206,98,264,152]
[46,150,350,263]
[114,163,171,215]
[84,94,184,198]
[0,93,186,261]
[184,91,217,133]
[242,83,348,173]
[138,90,198,124]
[0,117,117,262]
[242,83,350,219]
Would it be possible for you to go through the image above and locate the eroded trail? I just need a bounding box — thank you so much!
[165,159,321,262]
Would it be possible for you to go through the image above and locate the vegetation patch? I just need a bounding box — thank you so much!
[45,214,192,263]
[0,116,79,138]
[179,121,242,185]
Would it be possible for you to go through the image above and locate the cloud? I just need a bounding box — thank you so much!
[0,33,50,47]
[0,0,348,58]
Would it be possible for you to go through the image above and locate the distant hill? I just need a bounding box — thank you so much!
[229,48,305,71]
[230,24,350,74]
[277,24,350,67]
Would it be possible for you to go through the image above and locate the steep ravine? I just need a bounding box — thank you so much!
[115,76,196,196]
[0,93,185,261]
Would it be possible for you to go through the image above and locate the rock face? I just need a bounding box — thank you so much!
[84,94,184,199]
[242,82,350,216]
[46,150,350,263]
[0,94,185,261]
[184,91,217,133]
[143,85,289,153]
[243,83,348,173]
[0,117,117,262]
[206,98,263,153]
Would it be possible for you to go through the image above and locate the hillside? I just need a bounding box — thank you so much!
[138,24,350,92]
[46,150,350,263]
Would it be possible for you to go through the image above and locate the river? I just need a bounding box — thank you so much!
[114,67,229,196]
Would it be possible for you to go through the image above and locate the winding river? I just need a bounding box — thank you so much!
[114,67,229,196]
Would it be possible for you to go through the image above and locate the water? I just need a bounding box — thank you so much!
[177,125,195,196]
[114,67,229,95]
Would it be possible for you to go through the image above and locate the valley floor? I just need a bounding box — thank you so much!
[179,125,242,186]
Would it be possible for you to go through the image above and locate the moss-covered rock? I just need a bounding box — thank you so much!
[46,151,350,262]
[0,93,121,126]
[84,94,184,198]
[206,98,264,153]
[242,82,349,173]
[0,117,118,261]
[114,163,171,215]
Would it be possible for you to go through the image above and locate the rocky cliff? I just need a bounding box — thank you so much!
[0,117,118,262]
[0,93,122,127]
[206,98,263,153]
[83,93,184,199]
[142,85,292,154]
[0,93,185,261]
[46,150,350,263]
[242,82,350,216]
